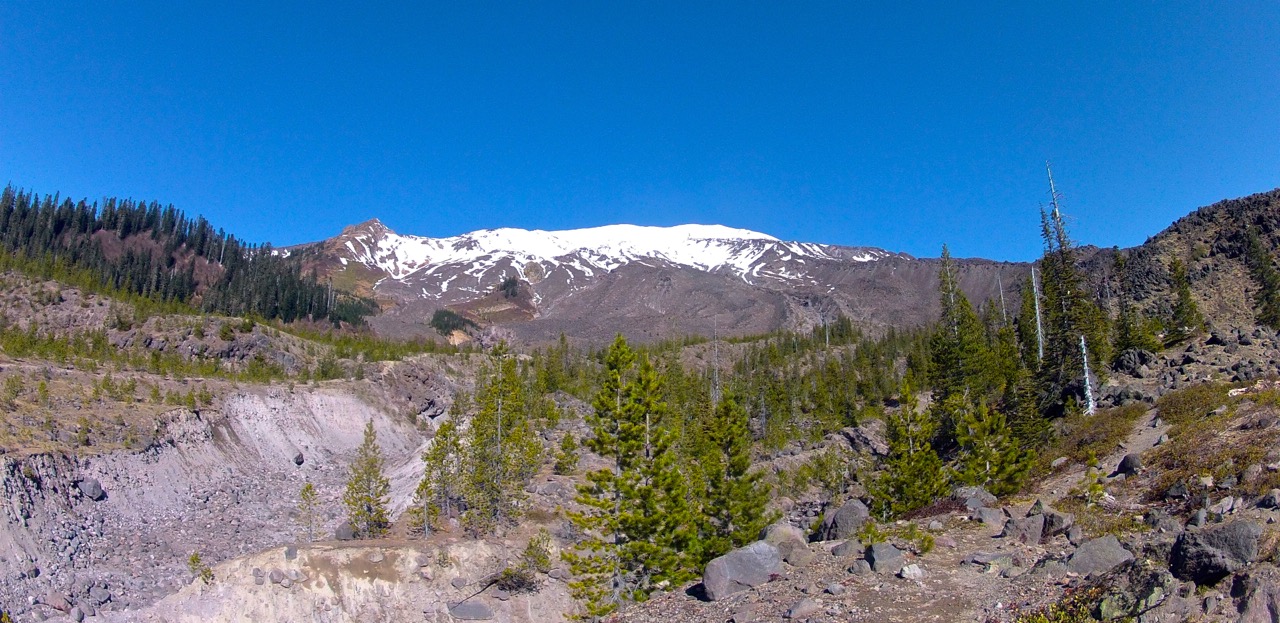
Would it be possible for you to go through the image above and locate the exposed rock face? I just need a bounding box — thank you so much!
[1170,520,1263,584]
[702,541,782,601]
[866,543,904,575]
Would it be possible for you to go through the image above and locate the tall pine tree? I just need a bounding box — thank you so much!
[868,384,949,518]
[698,395,772,563]
[564,336,697,620]
[343,421,391,539]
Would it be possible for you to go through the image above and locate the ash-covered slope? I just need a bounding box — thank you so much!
[288,220,1021,344]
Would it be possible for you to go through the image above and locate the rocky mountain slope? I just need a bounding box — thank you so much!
[287,220,1020,344]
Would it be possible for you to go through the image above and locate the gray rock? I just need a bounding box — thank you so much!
[548,568,568,580]
[76,478,106,501]
[1116,453,1143,476]
[367,550,385,563]
[761,522,806,546]
[831,539,861,558]
[825,582,846,596]
[284,545,297,560]
[70,607,84,623]
[898,563,924,580]
[1067,535,1134,576]
[777,539,814,567]
[88,585,110,605]
[269,569,285,584]
[1000,514,1045,545]
[334,522,354,541]
[1260,489,1280,509]
[953,485,997,509]
[784,598,821,619]
[293,452,305,466]
[449,601,494,620]
[975,507,1008,529]
[848,559,872,575]
[1042,509,1074,539]
[451,577,469,589]
[1236,571,1280,623]
[702,541,781,601]
[280,577,292,589]
[817,500,869,541]
[866,542,904,575]
[1171,520,1263,584]
[492,589,510,601]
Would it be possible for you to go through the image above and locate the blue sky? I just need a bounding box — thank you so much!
[1,2,1277,260]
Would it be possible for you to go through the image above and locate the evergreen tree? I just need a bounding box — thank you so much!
[699,396,772,563]
[1035,200,1109,414]
[929,245,997,405]
[462,347,542,536]
[951,398,1033,496]
[343,420,391,539]
[1166,257,1204,345]
[412,418,464,534]
[868,384,949,518]
[1244,228,1280,330]
[298,481,318,542]
[564,336,697,620]
[554,433,580,475]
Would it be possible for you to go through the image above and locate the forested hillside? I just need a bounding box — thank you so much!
[0,186,375,325]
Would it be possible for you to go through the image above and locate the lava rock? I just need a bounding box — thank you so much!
[1067,535,1134,576]
[334,522,354,541]
[76,478,106,501]
[293,452,305,466]
[1170,520,1263,584]
[831,539,861,558]
[702,541,782,601]
[784,598,821,619]
[866,542,904,575]
[1000,514,1045,545]
[953,485,997,510]
[816,500,869,541]
[1115,453,1143,477]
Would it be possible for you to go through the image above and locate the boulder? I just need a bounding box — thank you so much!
[816,500,869,541]
[831,539,861,558]
[702,541,782,601]
[898,563,924,580]
[761,523,805,546]
[784,598,821,620]
[70,607,84,623]
[77,478,106,501]
[1000,514,1045,545]
[1237,570,1280,623]
[953,486,997,510]
[334,522,354,541]
[1259,489,1280,509]
[777,539,814,567]
[866,542,904,575]
[847,559,872,575]
[1042,509,1075,539]
[1115,453,1143,477]
[1067,535,1133,576]
[1170,520,1262,584]
[448,601,494,620]
[975,507,1008,529]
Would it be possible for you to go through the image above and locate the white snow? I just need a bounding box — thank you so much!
[336,222,882,283]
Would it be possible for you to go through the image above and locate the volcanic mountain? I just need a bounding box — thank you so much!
[287,220,1021,344]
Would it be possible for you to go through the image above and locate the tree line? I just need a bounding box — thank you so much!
[0,186,375,325]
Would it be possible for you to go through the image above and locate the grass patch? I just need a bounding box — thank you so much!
[1055,495,1147,539]
[1154,382,1232,428]
[1038,403,1148,474]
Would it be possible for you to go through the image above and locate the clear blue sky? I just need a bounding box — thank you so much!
[1,2,1277,260]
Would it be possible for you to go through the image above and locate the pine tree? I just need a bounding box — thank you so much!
[868,384,949,518]
[1034,191,1110,414]
[1166,257,1204,345]
[1244,228,1280,329]
[462,347,542,536]
[929,245,996,405]
[298,481,318,542]
[951,398,1034,496]
[413,418,464,534]
[699,396,772,563]
[343,420,390,539]
[564,336,697,620]
[554,433,580,475]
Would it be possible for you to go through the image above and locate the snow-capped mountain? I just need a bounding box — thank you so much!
[291,219,1019,344]
[329,219,893,289]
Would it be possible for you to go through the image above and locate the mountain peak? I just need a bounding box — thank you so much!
[341,218,393,237]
